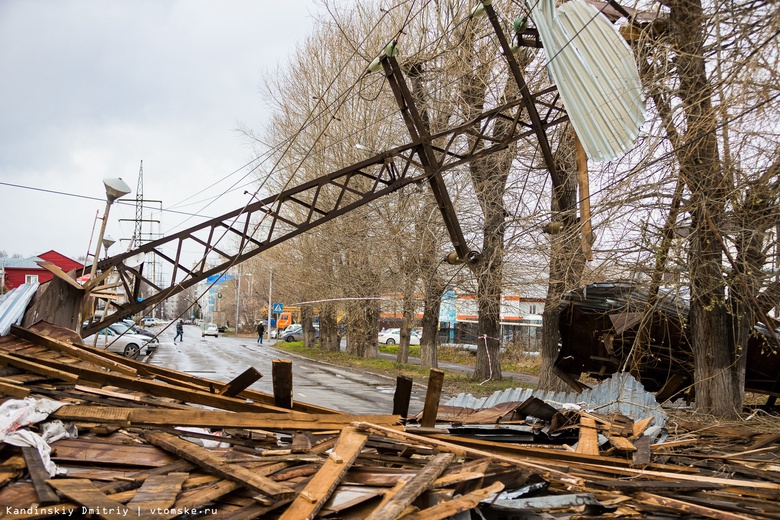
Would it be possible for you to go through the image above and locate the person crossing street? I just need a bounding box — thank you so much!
[174,320,184,343]
[256,321,265,344]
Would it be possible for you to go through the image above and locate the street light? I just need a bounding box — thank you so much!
[89,178,131,283]
[102,235,116,260]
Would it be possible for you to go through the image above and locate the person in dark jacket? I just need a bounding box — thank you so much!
[174,320,184,343]
[256,322,265,344]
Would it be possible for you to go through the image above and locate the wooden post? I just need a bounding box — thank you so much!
[392,375,413,418]
[574,134,594,261]
[218,366,263,397]
[420,369,444,428]
[21,447,60,506]
[272,359,293,409]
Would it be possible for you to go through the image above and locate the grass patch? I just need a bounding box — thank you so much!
[273,341,534,397]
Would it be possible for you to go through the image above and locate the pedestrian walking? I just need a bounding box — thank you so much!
[256,322,265,344]
[174,320,184,343]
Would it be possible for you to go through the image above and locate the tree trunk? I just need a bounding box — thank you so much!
[301,305,317,348]
[346,300,379,358]
[420,277,444,369]
[539,128,585,391]
[397,279,416,364]
[319,303,340,352]
[672,0,734,417]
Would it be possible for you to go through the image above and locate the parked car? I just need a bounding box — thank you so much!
[202,323,219,338]
[378,328,421,346]
[82,328,151,359]
[109,322,159,350]
[283,324,319,342]
[141,317,157,327]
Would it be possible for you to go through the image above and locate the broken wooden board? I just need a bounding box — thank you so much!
[279,425,370,520]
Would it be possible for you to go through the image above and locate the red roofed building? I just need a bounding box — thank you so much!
[1,250,83,292]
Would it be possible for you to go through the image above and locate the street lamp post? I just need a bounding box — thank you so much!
[85,179,130,341]
[267,267,273,341]
[89,178,131,284]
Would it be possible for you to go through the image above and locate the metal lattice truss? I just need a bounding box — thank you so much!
[82,42,567,337]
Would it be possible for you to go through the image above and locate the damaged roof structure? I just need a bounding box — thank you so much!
[1,315,779,519]
[556,282,780,404]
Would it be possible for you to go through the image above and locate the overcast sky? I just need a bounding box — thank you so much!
[0,0,322,262]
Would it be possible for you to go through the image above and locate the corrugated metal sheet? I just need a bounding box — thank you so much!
[0,283,39,336]
[529,0,645,161]
[445,372,667,427]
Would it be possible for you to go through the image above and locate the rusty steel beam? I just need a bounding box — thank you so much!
[81,55,567,337]
[483,2,562,191]
[381,54,474,263]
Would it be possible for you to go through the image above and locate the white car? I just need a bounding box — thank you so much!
[82,328,151,359]
[202,323,219,338]
[378,328,421,345]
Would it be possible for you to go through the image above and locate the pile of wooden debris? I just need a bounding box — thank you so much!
[0,323,779,519]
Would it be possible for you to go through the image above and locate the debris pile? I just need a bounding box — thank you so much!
[0,323,779,519]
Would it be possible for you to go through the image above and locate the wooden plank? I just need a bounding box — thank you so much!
[0,379,30,398]
[141,430,296,500]
[632,435,652,467]
[607,434,637,452]
[570,461,780,491]
[48,478,129,520]
[279,426,370,520]
[127,472,189,510]
[421,369,444,428]
[588,480,724,492]
[52,406,400,430]
[51,438,177,467]
[291,431,312,453]
[21,447,60,506]
[404,481,504,520]
[576,416,600,455]
[366,452,455,520]
[353,422,584,488]
[12,325,137,376]
[432,471,485,489]
[272,359,293,409]
[633,492,757,520]
[36,261,84,290]
[0,351,79,383]
[632,416,655,438]
[218,366,263,397]
[164,480,243,520]
[748,431,780,450]
[392,375,413,418]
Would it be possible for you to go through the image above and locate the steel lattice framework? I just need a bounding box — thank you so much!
[80,12,568,337]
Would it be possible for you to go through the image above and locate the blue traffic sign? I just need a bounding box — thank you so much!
[272,303,284,314]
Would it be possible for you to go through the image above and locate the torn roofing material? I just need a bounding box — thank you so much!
[446,372,667,427]
[556,281,780,399]
[0,283,39,336]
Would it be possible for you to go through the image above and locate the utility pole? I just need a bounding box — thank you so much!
[267,267,273,340]
[235,264,242,333]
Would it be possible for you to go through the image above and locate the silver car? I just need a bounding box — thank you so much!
[82,328,151,359]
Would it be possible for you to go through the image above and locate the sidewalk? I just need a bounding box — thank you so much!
[376,351,540,387]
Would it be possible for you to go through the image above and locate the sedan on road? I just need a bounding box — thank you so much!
[378,328,421,345]
[202,323,219,338]
[82,328,151,359]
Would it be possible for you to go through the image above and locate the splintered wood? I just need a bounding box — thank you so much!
[1,323,779,519]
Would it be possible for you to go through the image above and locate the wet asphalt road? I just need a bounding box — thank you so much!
[146,324,428,415]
